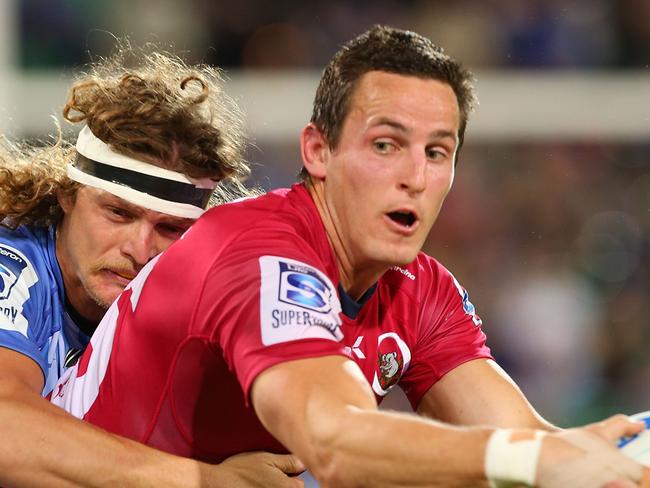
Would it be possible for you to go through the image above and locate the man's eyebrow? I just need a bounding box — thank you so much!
[370,118,457,141]
[428,129,457,141]
[100,193,193,225]
[159,216,194,227]
[101,194,143,214]
[371,117,408,133]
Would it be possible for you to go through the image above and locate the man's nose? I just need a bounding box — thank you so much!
[398,150,427,194]
[121,222,160,266]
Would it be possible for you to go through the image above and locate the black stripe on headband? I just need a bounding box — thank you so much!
[73,154,213,209]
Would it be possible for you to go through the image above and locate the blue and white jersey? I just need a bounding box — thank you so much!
[0,225,89,396]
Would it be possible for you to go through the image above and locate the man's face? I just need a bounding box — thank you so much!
[57,186,193,321]
[321,71,460,269]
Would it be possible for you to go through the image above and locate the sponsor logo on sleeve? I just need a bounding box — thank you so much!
[450,273,482,326]
[0,244,39,336]
[259,256,343,346]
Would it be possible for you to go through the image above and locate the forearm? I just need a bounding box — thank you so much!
[308,406,494,488]
[255,358,649,488]
[0,384,208,487]
[254,358,495,487]
[417,359,559,432]
[302,407,648,488]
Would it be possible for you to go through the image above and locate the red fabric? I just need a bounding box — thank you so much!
[62,184,492,462]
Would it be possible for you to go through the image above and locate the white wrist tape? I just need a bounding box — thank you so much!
[485,429,546,488]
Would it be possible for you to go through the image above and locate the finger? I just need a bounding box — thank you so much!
[603,480,638,488]
[537,445,644,487]
[266,453,306,474]
[641,468,650,488]
[290,478,306,488]
[591,415,645,443]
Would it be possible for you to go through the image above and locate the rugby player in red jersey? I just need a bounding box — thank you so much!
[53,26,650,487]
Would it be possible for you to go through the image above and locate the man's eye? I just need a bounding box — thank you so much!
[108,207,131,218]
[159,224,186,235]
[374,141,396,153]
[426,148,447,160]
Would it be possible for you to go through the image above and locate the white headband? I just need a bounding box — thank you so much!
[67,126,217,219]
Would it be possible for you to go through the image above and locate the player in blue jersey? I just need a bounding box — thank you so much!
[0,48,303,487]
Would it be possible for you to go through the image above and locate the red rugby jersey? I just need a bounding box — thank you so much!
[51,184,492,462]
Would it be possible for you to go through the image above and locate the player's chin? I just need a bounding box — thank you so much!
[390,251,419,267]
[376,244,420,268]
[395,237,425,262]
[364,233,421,267]
[87,281,126,309]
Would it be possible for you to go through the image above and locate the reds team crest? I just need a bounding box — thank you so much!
[371,332,411,397]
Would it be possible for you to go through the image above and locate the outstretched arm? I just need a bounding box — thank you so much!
[251,355,650,488]
[417,358,557,430]
[0,347,304,488]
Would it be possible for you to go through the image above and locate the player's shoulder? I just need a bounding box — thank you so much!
[378,253,483,329]
[380,252,451,291]
[377,252,470,316]
[0,224,49,249]
[0,225,53,331]
[0,224,52,284]
[191,185,319,245]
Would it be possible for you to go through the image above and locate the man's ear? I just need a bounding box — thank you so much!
[56,188,75,214]
[300,123,329,180]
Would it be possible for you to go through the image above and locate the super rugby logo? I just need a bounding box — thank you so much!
[259,256,343,346]
[278,262,332,313]
[372,332,411,397]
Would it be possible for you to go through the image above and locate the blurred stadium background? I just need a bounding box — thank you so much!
[2,0,649,480]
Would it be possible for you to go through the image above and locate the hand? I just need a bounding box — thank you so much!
[536,415,650,487]
[213,451,305,488]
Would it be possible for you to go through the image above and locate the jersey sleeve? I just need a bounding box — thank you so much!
[0,240,49,379]
[399,261,493,410]
[199,227,348,400]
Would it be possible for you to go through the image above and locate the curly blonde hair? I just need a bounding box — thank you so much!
[1,44,250,229]
[0,136,78,228]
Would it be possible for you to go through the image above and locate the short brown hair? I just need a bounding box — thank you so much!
[301,25,477,179]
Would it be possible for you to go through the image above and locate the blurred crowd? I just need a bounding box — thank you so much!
[429,142,650,425]
[16,0,650,425]
[19,0,650,69]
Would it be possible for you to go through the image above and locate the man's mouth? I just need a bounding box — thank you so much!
[106,269,137,282]
[386,210,417,229]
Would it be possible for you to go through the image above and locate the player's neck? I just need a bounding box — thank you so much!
[306,181,386,301]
